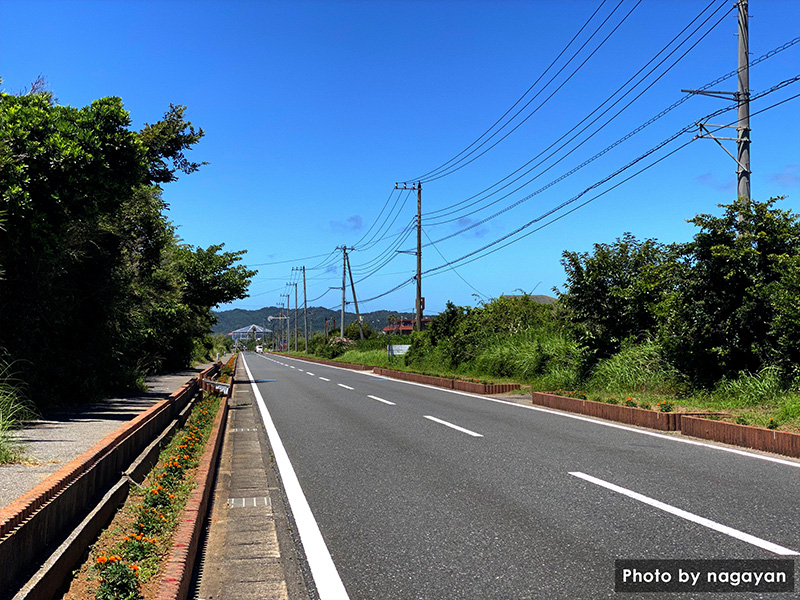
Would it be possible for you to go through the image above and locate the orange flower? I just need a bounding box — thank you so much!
[97,556,107,564]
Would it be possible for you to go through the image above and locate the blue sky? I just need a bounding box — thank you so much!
[2,0,798,316]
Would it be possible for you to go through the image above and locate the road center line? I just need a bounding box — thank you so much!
[569,471,799,556]
[367,395,395,406]
[424,415,483,438]
[243,356,350,600]
[306,372,315,376]
[337,383,354,390]
[319,377,330,382]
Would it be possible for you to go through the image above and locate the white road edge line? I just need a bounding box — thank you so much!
[424,415,483,438]
[569,471,799,556]
[367,395,396,406]
[269,353,800,469]
[337,384,354,390]
[243,355,350,600]
[366,374,800,470]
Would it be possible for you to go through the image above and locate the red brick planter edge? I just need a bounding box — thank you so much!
[531,391,800,459]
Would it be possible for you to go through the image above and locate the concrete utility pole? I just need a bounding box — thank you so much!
[683,0,751,209]
[281,294,290,350]
[395,182,423,331]
[290,282,298,352]
[736,0,750,204]
[345,251,364,340]
[302,266,309,353]
[340,245,347,338]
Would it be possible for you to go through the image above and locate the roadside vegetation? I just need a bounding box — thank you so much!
[289,197,800,433]
[0,79,252,429]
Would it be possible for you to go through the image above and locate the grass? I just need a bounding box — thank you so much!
[0,360,38,464]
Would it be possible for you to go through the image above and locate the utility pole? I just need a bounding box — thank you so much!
[289,282,298,352]
[345,251,364,340]
[736,0,750,204]
[280,294,290,351]
[339,245,347,338]
[395,182,423,331]
[683,0,750,209]
[302,266,309,353]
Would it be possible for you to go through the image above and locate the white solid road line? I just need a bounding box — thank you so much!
[424,415,484,438]
[367,395,396,406]
[243,356,350,600]
[338,383,354,390]
[569,471,800,556]
[381,375,800,470]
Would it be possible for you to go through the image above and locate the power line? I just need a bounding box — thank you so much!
[422,228,488,300]
[424,0,731,223]
[408,0,612,183]
[420,79,800,276]
[417,0,644,184]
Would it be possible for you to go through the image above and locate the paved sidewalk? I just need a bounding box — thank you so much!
[0,364,217,510]
[194,359,310,600]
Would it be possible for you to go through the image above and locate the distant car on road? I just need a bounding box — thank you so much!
[255,345,263,353]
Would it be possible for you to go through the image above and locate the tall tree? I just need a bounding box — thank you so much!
[557,233,677,360]
[0,89,254,404]
[660,198,800,385]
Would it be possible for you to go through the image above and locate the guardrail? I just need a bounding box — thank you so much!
[0,363,221,599]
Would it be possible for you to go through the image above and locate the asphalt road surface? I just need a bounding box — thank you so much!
[241,352,800,600]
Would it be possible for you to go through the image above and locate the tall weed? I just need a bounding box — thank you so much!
[587,339,683,395]
[711,366,787,408]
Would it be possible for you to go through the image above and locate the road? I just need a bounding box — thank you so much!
[241,352,800,599]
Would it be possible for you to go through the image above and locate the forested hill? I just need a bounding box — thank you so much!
[212,307,415,335]
[212,294,557,336]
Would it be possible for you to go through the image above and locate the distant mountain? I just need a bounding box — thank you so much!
[211,306,416,336]
[212,294,557,336]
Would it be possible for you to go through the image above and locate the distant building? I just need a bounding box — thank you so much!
[382,317,432,335]
[228,324,271,342]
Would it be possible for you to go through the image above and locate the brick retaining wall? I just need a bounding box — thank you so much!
[156,356,234,600]
[0,364,219,598]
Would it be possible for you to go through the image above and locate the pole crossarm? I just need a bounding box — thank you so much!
[683,0,750,204]
[695,124,749,171]
[681,88,738,101]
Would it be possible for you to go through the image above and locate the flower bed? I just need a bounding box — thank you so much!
[531,392,680,431]
[63,386,226,599]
